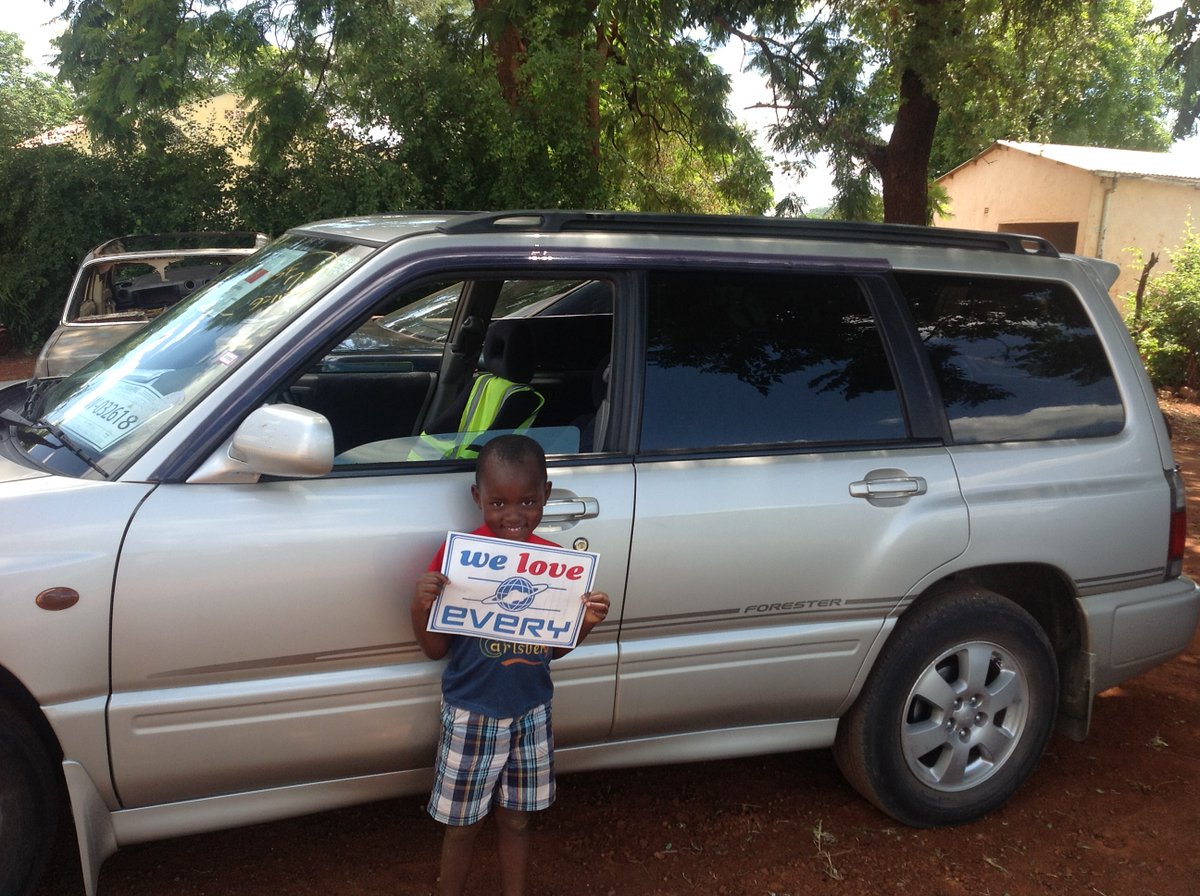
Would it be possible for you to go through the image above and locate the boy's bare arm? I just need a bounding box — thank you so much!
[411,571,452,659]
[553,590,610,659]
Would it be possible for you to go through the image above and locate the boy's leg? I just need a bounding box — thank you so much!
[492,807,530,896]
[428,704,510,894]
[490,704,552,896]
[438,820,484,896]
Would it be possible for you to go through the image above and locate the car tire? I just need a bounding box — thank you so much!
[0,704,60,896]
[833,586,1058,827]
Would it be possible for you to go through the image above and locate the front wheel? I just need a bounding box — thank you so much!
[834,586,1058,827]
[0,704,60,896]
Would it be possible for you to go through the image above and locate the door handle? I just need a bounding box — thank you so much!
[543,497,600,520]
[849,473,928,500]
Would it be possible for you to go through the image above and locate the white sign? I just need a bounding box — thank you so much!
[428,532,599,649]
[63,379,174,450]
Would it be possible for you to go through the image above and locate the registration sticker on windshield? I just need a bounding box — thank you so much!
[65,381,173,451]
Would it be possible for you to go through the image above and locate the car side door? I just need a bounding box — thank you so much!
[105,272,632,809]
[614,266,969,741]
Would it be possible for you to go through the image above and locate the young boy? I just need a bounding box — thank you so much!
[411,434,610,896]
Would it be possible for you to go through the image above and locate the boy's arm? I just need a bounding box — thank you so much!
[412,571,452,660]
[553,591,610,659]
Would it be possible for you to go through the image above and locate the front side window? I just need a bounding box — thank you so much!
[640,270,907,452]
[897,272,1124,443]
[308,276,614,465]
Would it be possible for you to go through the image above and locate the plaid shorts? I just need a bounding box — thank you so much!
[427,701,555,826]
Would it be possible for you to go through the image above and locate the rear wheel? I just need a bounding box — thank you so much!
[834,586,1058,827]
[0,704,60,896]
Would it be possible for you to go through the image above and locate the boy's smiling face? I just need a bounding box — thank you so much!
[471,458,552,542]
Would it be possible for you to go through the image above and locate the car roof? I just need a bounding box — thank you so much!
[287,210,1062,258]
[288,214,461,245]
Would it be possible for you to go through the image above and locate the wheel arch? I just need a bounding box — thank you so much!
[834,578,1064,826]
[0,665,65,764]
[915,563,1092,740]
[0,665,73,896]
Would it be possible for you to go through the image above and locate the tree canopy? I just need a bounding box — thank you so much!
[702,0,1176,224]
[0,30,76,149]
[46,0,773,213]
[1154,0,1200,138]
[31,0,1188,222]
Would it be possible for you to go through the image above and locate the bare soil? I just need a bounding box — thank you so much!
[6,347,1196,896]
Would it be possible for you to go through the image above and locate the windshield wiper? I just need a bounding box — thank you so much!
[0,408,111,479]
[22,377,52,420]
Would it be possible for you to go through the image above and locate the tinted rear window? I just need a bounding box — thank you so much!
[897,273,1123,443]
[640,271,907,451]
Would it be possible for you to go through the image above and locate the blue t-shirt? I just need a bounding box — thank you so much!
[428,525,559,718]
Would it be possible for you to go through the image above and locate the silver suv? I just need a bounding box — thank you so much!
[1,212,1196,896]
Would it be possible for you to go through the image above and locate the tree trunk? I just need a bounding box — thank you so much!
[874,67,940,225]
[474,0,526,108]
[1133,251,1159,327]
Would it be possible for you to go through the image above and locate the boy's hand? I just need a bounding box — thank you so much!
[413,571,449,616]
[412,571,451,660]
[581,591,610,627]
[553,590,610,658]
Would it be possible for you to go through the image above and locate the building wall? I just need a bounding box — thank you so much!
[1090,176,1199,308]
[936,143,1199,309]
[935,144,1095,247]
[17,93,253,168]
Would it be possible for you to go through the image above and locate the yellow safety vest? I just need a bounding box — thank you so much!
[409,374,544,460]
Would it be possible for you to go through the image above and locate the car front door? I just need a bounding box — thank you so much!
[105,274,630,809]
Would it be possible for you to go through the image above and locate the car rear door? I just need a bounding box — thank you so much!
[613,266,969,740]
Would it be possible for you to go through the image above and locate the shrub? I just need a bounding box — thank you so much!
[0,141,236,351]
[1125,225,1200,393]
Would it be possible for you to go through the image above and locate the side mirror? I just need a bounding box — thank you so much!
[189,405,334,483]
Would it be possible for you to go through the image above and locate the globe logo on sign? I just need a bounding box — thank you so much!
[484,576,551,612]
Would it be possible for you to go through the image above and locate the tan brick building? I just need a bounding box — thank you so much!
[935,141,1200,307]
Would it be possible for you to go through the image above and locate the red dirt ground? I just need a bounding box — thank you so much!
[4,347,1196,896]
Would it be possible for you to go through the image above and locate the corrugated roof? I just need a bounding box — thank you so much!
[997,140,1199,182]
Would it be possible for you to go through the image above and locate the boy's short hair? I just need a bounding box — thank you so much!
[476,434,547,483]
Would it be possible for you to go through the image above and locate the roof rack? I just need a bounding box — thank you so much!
[438,211,1060,258]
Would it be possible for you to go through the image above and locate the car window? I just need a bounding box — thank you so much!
[372,279,609,348]
[896,272,1124,442]
[639,270,907,452]
[68,255,248,323]
[375,282,463,345]
[320,276,614,466]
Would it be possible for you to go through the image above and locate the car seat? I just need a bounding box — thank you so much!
[412,319,544,459]
[574,354,611,451]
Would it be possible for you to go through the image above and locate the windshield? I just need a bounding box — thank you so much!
[19,234,372,477]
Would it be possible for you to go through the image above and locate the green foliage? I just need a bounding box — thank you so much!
[53,0,260,149]
[703,0,1175,223]
[0,140,236,350]
[0,31,77,148]
[230,132,422,235]
[1125,225,1200,390]
[0,0,777,354]
[51,0,772,213]
[1153,0,1200,138]
[929,0,1174,176]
